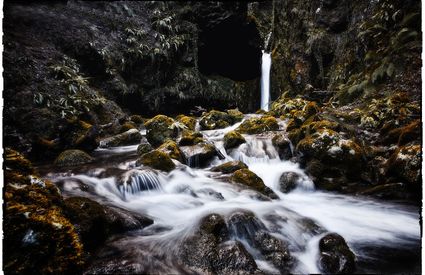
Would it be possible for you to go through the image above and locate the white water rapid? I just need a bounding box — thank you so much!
[260,51,271,111]
[40,116,421,274]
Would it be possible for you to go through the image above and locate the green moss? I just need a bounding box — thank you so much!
[157,140,185,162]
[236,116,279,134]
[199,110,233,130]
[179,131,204,146]
[54,149,93,167]
[176,115,197,131]
[137,150,176,172]
[223,131,246,150]
[231,169,278,199]
[211,161,248,174]
[120,121,137,133]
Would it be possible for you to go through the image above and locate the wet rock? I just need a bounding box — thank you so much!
[272,134,292,159]
[4,148,35,175]
[253,231,292,273]
[386,144,421,185]
[178,131,204,146]
[231,169,278,199]
[180,142,223,168]
[226,108,244,123]
[215,241,260,274]
[197,188,225,200]
[211,161,248,174]
[103,206,153,232]
[99,129,142,148]
[136,150,176,172]
[119,121,137,133]
[136,143,153,156]
[236,115,279,134]
[157,140,186,163]
[176,115,197,131]
[199,110,234,130]
[227,211,266,242]
[54,149,93,167]
[129,115,145,125]
[223,130,246,150]
[144,115,179,147]
[279,172,302,193]
[117,169,162,195]
[319,233,356,274]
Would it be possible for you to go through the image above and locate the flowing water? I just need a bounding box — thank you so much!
[39,116,421,274]
[261,51,271,111]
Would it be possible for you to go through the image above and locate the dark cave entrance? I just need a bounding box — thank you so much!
[198,19,262,81]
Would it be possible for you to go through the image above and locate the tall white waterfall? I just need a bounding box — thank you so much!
[260,51,271,111]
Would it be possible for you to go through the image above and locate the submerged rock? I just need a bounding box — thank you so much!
[54,149,93,167]
[236,115,279,134]
[144,115,178,147]
[279,172,302,193]
[99,129,142,148]
[180,142,223,168]
[318,233,356,274]
[223,130,246,150]
[272,134,292,160]
[211,161,248,174]
[231,169,278,199]
[136,150,176,172]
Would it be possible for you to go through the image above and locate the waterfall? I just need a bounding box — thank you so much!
[260,51,271,111]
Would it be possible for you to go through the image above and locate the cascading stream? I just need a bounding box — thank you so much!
[41,116,421,274]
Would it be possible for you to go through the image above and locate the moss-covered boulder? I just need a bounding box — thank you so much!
[176,115,197,131]
[223,131,246,150]
[386,144,421,185]
[54,149,93,167]
[180,142,223,168]
[99,129,142,148]
[319,233,356,274]
[136,150,176,172]
[4,150,84,274]
[144,115,179,147]
[199,110,233,130]
[236,116,279,134]
[119,121,137,133]
[129,115,145,124]
[178,131,205,146]
[226,108,244,122]
[271,96,319,121]
[211,161,248,174]
[157,140,185,163]
[231,169,278,199]
[137,142,153,156]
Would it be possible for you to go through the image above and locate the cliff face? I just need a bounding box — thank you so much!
[4,1,262,158]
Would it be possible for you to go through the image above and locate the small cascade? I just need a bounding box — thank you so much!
[119,169,162,197]
[260,51,271,111]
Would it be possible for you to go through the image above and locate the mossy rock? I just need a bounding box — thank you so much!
[223,131,246,150]
[54,149,94,167]
[120,121,137,133]
[231,169,278,199]
[129,115,145,124]
[137,143,153,156]
[386,144,421,185]
[236,116,279,134]
[226,108,244,123]
[99,129,142,148]
[296,129,340,158]
[176,115,197,131]
[144,115,178,147]
[199,110,233,130]
[136,150,176,172]
[179,131,205,146]
[4,155,84,274]
[4,148,35,175]
[157,140,185,163]
[211,161,248,174]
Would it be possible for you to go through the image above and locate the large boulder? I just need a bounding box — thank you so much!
[179,213,261,274]
[386,144,421,185]
[180,142,224,168]
[199,110,234,130]
[99,129,142,148]
[318,233,356,274]
[178,131,205,146]
[176,115,197,131]
[272,134,293,160]
[279,172,302,193]
[223,130,246,150]
[54,149,93,167]
[236,115,279,134]
[136,143,153,157]
[211,161,248,174]
[231,169,278,199]
[144,115,179,147]
[136,150,176,172]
